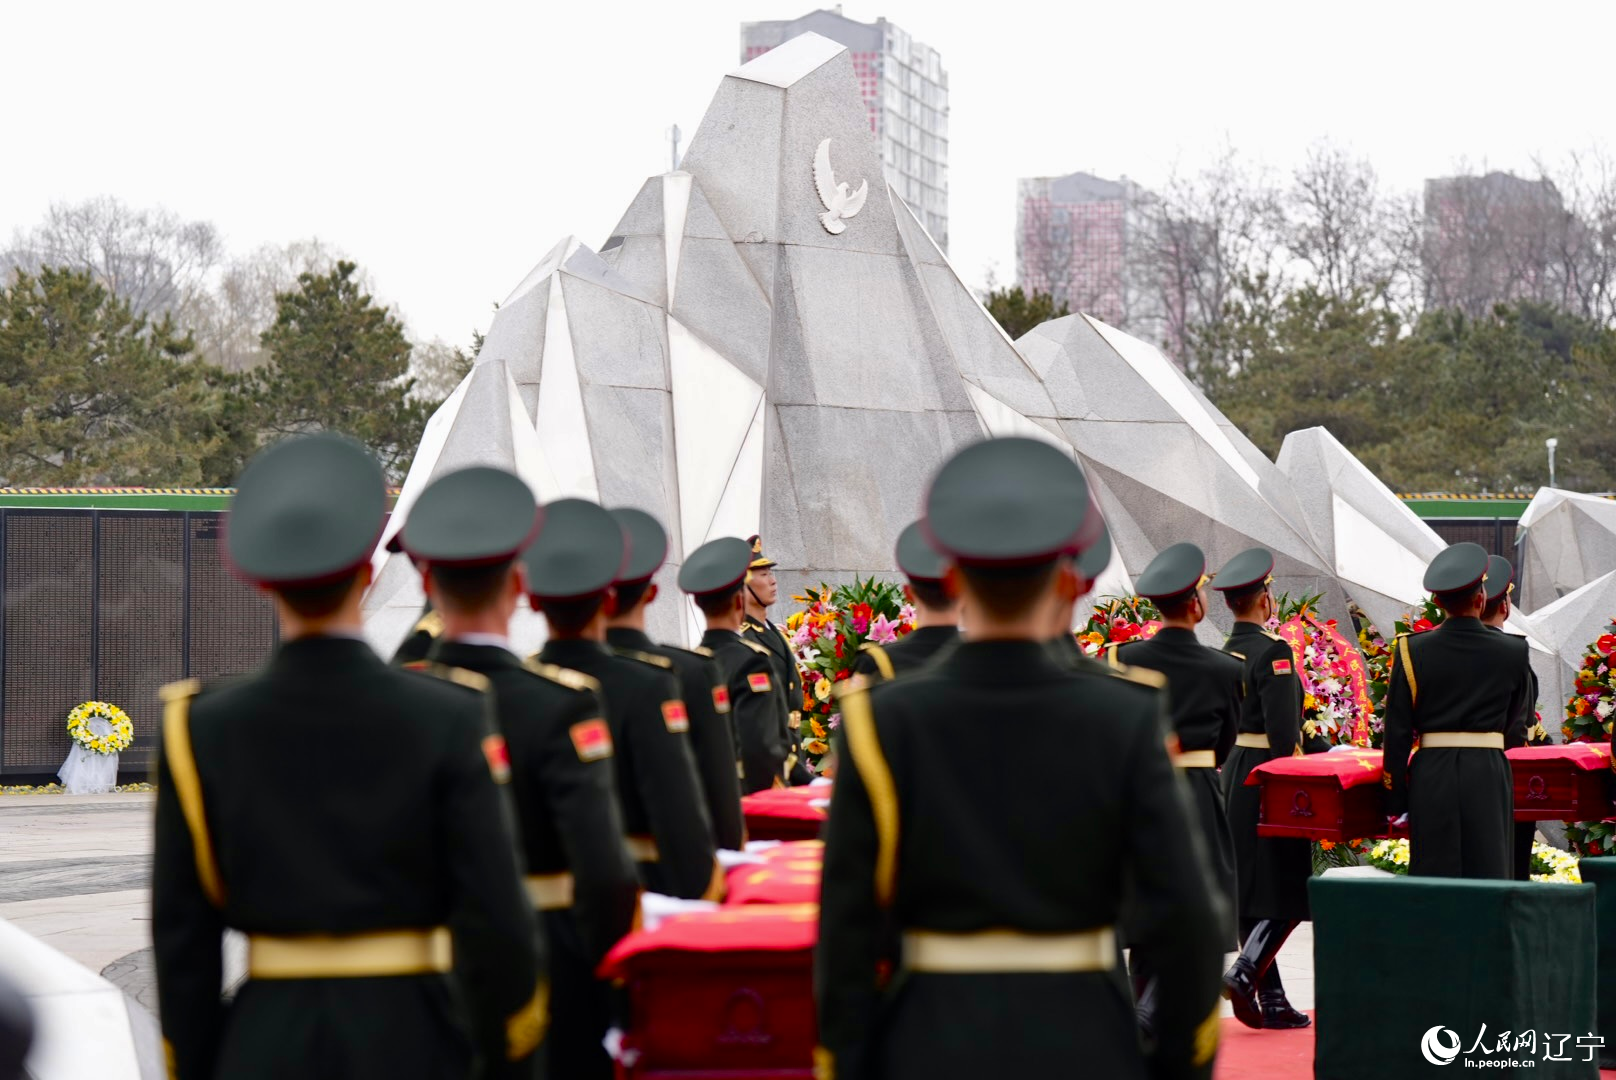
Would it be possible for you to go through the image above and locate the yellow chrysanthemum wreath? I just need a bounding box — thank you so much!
[66,701,134,755]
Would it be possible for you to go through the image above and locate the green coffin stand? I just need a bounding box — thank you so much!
[1311,872,1597,1079]
[1579,857,1616,1068]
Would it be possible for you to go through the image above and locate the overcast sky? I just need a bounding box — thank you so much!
[4,0,1612,345]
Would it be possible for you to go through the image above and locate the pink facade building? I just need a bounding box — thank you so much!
[1015,172,1140,328]
[741,8,949,251]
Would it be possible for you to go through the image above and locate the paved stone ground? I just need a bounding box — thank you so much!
[1,789,1316,1022]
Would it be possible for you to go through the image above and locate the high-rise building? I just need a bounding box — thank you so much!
[741,8,949,251]
[1016,171,1145,329]
[1422,172,1576,317]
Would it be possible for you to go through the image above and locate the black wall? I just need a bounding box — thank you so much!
[0,510,276,776]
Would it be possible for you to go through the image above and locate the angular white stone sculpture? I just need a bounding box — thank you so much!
[1517,488,1616,614]
[365,32,1423,652]
[1275,427,1449,636]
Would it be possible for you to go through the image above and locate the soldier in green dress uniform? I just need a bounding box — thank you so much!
[681,538,792,794]
[852,521,960,683]
[400,467,639,1080]
[1479,554,1544,880]
[816,437,1224,1080]
[1047,522,1119,673]
[523,500,722,902]
[1383,542,1533,879]
[741,536,811,784]
[1214,547,1313,1031]
[606,509,746,851]
[153,434,546,1080]
[1108,543,1243,1037]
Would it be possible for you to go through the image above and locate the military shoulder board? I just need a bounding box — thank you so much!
[403,662,490,693]
[691,645,716,658]
[1108,664,1167,690]
[613,648,673,670]
[742,640,772,657]
[1260,630,1286,642]
[523,659,601,694]
[1227,651,1246,661]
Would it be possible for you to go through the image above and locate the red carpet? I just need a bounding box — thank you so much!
[1214,1012,1315,1079]
[1214,1013,1616,1079]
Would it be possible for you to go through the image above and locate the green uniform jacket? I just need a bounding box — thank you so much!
[535,639,718,900]
[425,640,639,1080]
[816,640,1224,1080]
[1222,622,1315,921]
[851,626,960,683]
[702,628,791,794]
[743,616,811,784]
[1383,617,1532,878]
[152,637,545,1080]
[608,629,746,851]
[1114,628,1243,947]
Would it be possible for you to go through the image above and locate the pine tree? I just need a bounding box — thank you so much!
[255,261,427,479]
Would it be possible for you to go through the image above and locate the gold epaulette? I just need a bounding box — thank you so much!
[413,609,444,638]
[659,643,718,664]
[402,662,491,693]
[1108,663,1167,690]
[522,659,601,694]
[1227,650,1246,661]
[612,647,673,670]
[1261,629,1285,642]
[159,678,202,703]
[741,639,772,657]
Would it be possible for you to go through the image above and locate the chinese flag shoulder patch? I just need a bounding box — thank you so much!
[748,672,772,693]
[570,718,612,762]
[712,685,731,714]
[482,734,512,784]
[661,700,689,734]
[1271,659,1293,676]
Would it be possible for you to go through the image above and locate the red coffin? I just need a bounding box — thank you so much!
[1508,743,1615,822]
[1247,749,1397,842]
[600,905,818,1079]
[1247,744,1616,841]
[726,841,824,906]
[742,785,831,842]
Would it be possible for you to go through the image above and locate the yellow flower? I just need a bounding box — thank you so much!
[814,680,832,702]
[804,740,830,756]
[1303,694,1318,711]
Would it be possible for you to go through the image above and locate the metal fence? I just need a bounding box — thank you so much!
[0,509,276,776]
[1425,518,1522,580]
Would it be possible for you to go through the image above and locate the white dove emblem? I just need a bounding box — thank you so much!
[813,137,868,235]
